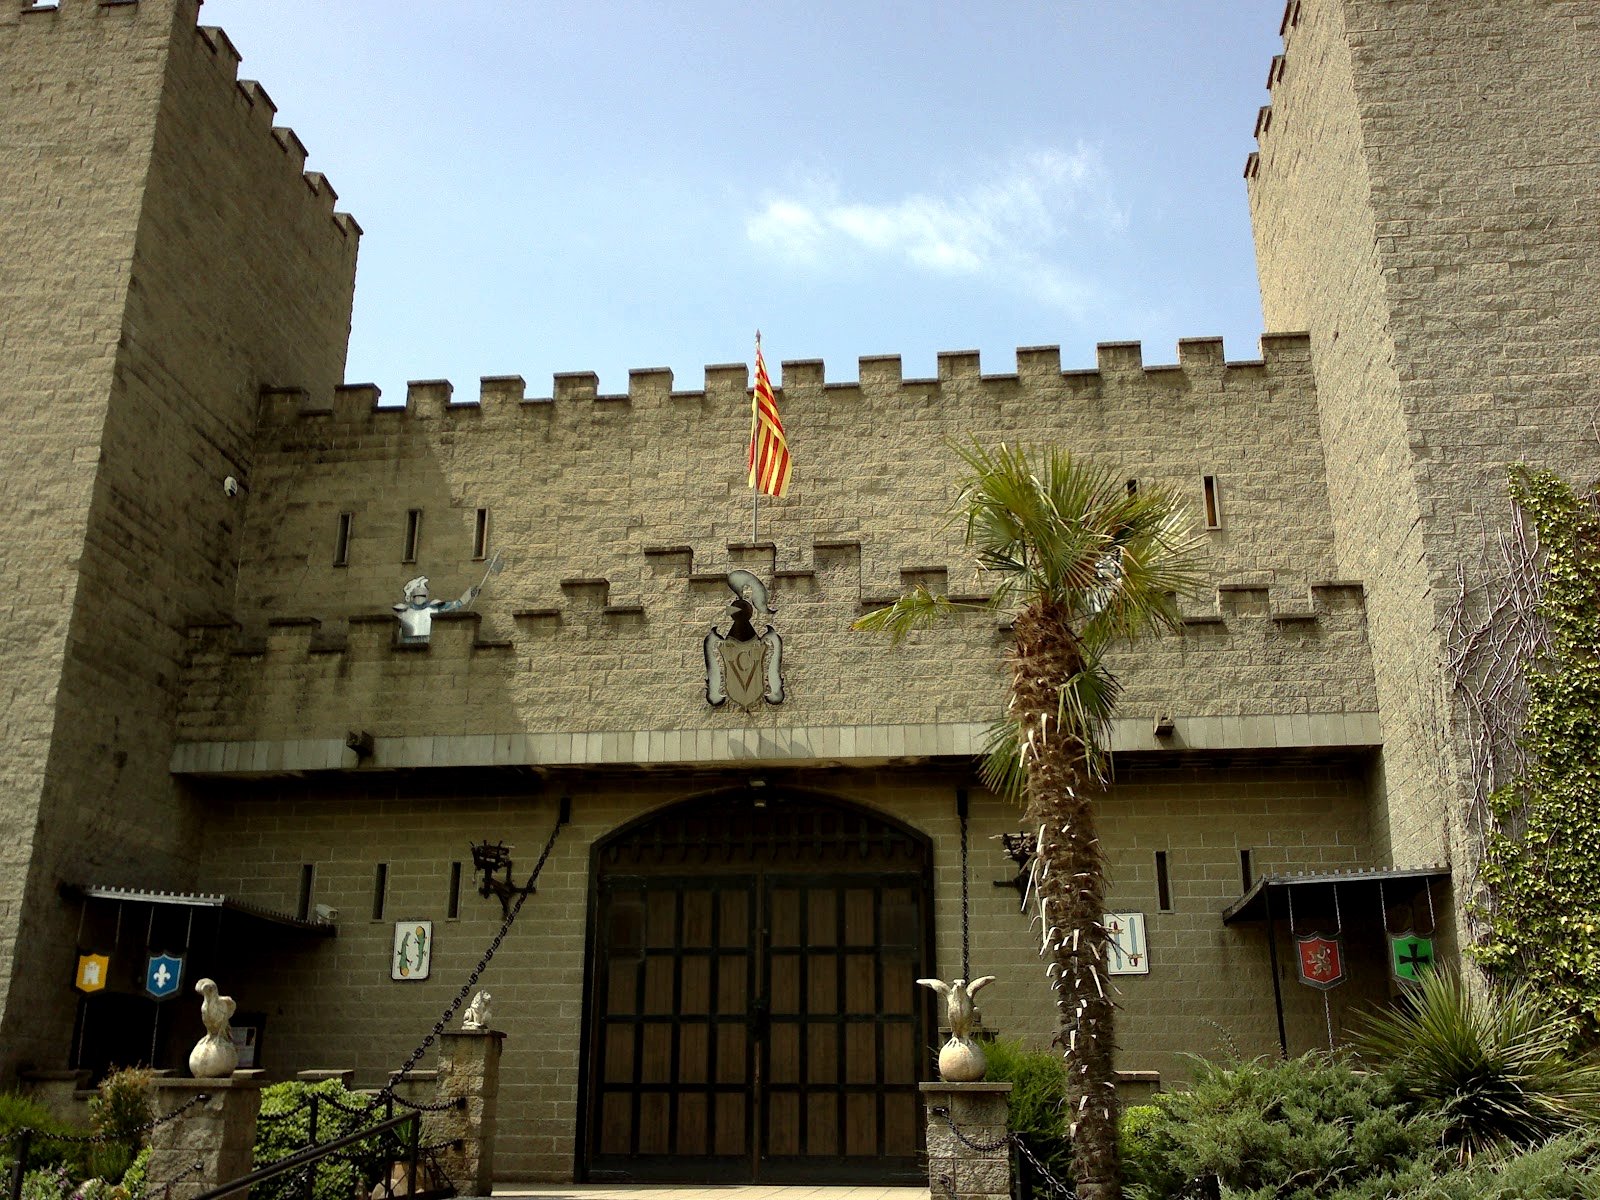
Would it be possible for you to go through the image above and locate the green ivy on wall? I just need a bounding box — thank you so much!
[1471,468,1600,1040]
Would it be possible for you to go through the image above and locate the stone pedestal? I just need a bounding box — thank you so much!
[146,1077,263,1200]
[430,1029,503,1196]
[921,1081,1013,1200]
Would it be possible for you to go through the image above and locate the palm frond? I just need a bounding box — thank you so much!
[980,717,1027,802]
[851,586,989,644]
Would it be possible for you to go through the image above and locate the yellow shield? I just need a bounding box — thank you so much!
[76,953,109,993]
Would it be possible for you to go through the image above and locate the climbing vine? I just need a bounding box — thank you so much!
[1468,467,1600,1039]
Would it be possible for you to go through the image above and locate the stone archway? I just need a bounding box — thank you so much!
[577,788,935,1185]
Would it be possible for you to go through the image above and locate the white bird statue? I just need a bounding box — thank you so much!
[917,975,998,1082]
[188,977,239,1078]
[917,975,996,1040]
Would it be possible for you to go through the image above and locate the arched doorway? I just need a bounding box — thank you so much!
[577,789,935,1185]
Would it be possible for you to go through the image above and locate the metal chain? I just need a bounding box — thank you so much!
[1,1092,210,1146]
[388,1095,465,1114]
[1013,1134,1075,1200]
[959,795,971,980]
[368,812,564,1106]
[150,1157,205,1200]
[928,1108,1076,1199]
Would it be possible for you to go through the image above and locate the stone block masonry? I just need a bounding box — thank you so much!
[0,0,359,1074]
[1248,0,1600,934]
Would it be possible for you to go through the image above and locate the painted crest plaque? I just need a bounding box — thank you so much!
[76,954,109,994]
[1390,931,1434,984]
[1104,912,1150,975]
[1294,932,1345,990]
[705,570,784,711]
[144,952,185,1000]
[392,921,433,981]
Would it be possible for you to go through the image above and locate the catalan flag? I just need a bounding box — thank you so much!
[747,334,792,498]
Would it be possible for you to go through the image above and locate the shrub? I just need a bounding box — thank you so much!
[84,1069,153,1184]
[0,1092,90,1178]
[1354,969,1600,1157]
[980,1037,1073,1189]
[1319,1131,1600,1200]
[253,1080,390,1200]
[1123,1052,1446,1200]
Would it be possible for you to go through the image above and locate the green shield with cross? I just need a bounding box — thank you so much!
[1390,931,1434,983]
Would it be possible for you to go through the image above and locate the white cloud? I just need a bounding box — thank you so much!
[745,145,1127,315]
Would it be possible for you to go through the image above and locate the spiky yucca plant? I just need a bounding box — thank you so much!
[1354,969,1600,1158]
[855,441,1204,1200]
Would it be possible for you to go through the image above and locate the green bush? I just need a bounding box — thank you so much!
[0,1092,91,1178]
[84,1069,153,1184]
[1354,970,1600,1157]
[253,1080,390,1200]
[1123,1052,1446,1200]
[980,1037,1073,1188]
[1317,1132,1600,1200]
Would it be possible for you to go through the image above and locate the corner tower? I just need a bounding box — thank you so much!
[0,0,358,1073]
[1246,2,1600,881]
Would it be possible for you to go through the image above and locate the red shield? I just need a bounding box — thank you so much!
[1295,933,1345,990]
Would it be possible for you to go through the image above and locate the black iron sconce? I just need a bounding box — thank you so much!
[470,796,571,918]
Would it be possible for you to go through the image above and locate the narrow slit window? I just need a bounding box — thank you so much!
[1240,849,1254,892]
[333,512,353,567]
[403,509,422,562]
[372,863,389,921]
[473,508,490,560]
[296,864,315,922]
[1202,475,1221,529]
[1155,851,1173,912]
[448,862,463,920]
[1126,478,1139,496]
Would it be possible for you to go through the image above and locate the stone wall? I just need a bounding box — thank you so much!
[1248,0,1600,899]
[0,0,358,1073]
[193,757,1380,1179]
[173,335,1375,752]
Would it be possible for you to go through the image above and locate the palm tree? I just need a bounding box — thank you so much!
[856,441,1204,1200]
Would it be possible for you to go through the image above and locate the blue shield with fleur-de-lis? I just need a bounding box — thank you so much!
[145,953,184,1000]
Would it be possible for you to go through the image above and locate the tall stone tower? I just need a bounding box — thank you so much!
[1247,1,1600,885]
[0,0,358,1073]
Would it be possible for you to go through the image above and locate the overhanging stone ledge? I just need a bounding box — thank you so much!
[170,711,1381,776]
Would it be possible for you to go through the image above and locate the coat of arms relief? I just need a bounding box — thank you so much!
[704,570,785,711]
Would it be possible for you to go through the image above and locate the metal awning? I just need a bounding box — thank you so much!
[1222,865,1450,925]
[62,883,336,936]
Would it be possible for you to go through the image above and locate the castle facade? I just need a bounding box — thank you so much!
[2,0,1595,1184]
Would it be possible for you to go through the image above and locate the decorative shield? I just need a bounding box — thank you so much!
[76,954,109,994]
[392,921,433,981]
[144,952,184,1000]
[1104,912,1150,975]
[1294,933,1345,990]
[704,570,785,711]
[1390,931,1434,983]
[718,636,768,711]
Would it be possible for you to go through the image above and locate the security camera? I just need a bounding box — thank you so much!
[223,475,240,497]
[314,903,339,922]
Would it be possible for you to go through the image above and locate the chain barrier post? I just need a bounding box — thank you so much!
[7,1129,30,1200]
[147,1080,259,1200]
[431,1026,503,1197]
[920,1083,1013,1200]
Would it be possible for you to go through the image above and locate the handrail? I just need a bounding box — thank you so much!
[189,1110,420,1200]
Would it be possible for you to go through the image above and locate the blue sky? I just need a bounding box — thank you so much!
[201,1,1284,397]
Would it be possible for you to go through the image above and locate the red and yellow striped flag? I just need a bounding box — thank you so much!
[747,335,792,497]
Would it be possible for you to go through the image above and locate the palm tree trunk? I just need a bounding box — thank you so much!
[1013,604,1122,1200]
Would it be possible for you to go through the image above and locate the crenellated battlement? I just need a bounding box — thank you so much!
[1244,0,1301,181]
[260,335,1313,424]
[3,0,358,240]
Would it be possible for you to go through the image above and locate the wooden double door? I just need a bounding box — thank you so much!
[580,796,932,1184]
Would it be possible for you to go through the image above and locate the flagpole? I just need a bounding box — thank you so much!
[752,330,761,542]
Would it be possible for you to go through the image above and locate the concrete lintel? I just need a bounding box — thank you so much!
[170,711,1381,776]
